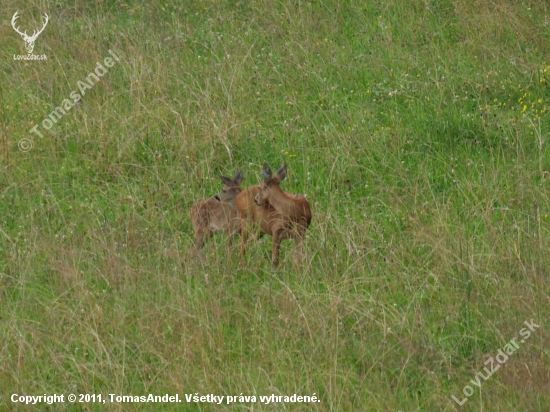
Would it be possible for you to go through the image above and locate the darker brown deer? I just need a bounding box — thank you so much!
[237,163,311,267]
[189,170,243,253]
[235,183,282,265]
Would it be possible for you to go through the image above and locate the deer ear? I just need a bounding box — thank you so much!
[275,164,287,181]
[262,163,272,181]
[220,175,232,185]
[233,170,243,185]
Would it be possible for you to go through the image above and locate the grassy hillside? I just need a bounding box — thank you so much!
[1,0,549,410]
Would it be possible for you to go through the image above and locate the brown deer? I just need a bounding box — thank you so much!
[235,183,280,264]
[237,163,311,267]
[189,170,243,253]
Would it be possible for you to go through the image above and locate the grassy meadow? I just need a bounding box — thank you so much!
[1,0,550,410]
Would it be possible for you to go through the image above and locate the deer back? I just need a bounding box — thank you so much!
[190,198,240,233]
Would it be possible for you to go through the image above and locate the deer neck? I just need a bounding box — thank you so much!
[227,188,242,208]
[268,186,298,216]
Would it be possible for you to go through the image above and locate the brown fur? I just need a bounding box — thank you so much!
[189,170,243,252]
[237,163,312,267]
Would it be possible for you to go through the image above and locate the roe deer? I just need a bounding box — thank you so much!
[236,163,311,267]
[235,183,282,265]
[254,163,312,267]
[189,170,243,252]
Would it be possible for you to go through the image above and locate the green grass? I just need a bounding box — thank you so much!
[1,0,549,410]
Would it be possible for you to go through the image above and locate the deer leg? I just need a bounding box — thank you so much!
[239,220,249,265]
[272,229,283,268]
[227,217,241,251]
[191,227,211,262]
[190,208,209,251]
[294,233,304,266]
[220,227,231,257]
[193,228,206,250]
[294,222,307,267]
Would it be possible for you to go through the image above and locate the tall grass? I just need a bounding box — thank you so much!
[1,0,549,410]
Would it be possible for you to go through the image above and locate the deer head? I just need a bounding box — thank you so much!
[254,163,287,206]
[12,11,49,54]
[215,170,243,205]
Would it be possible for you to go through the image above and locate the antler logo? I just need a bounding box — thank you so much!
[11,11,49,54]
